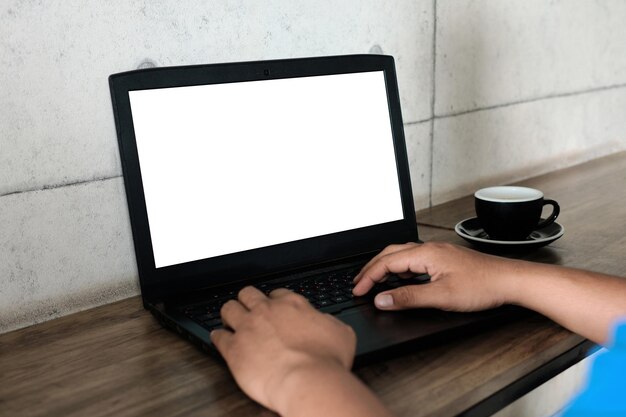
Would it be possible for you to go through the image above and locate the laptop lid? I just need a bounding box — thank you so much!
[109,54,418,301]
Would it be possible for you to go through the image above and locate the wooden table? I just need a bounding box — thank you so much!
[2,151,625,417]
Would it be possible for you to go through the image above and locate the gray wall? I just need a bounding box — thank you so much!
[2,0,626,333]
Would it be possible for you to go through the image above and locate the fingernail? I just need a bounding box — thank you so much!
[375,294,393,308]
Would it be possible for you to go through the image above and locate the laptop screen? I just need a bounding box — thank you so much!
[128,71,404,268]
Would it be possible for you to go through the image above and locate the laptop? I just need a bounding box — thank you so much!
[109,54,517,363]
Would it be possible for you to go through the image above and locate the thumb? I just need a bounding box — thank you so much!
[374,283,448,310]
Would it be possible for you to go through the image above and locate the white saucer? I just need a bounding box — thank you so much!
[454,217,564,251]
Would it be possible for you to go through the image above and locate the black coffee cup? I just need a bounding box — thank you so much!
[474,186,560,241]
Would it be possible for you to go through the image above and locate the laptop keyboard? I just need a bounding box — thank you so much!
[181,267,429,331]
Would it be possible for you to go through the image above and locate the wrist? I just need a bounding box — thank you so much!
[269,357,348,415]
[273,359,392,417]
[495,257,533,306]
[498,258,561,308]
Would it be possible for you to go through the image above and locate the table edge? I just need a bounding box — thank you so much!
[456,339,596,417]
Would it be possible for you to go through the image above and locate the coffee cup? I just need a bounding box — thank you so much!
[474,186,560,241]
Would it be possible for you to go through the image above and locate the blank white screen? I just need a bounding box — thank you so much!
[129,71,404,268]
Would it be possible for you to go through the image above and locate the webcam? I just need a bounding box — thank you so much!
[263,69,270,76]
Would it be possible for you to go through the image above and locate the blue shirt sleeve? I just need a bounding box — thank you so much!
[561,320,626,416]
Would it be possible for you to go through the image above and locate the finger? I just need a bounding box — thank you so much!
[268,288,294,298]
[238,286,268,310]
[352,260,395,296]
[353,247,428,296]
[353,244,406,284]
[373,282,448,310]
[210,328,235,359]
[269,289,312,308]
[220,299,249,330]
[353,243,418,284]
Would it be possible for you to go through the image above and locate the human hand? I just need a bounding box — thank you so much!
[352,242,519,312]
[210,286,357,413]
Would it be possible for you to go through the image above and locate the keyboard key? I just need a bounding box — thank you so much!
[317,299,332,307]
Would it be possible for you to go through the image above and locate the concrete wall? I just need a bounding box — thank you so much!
[2,0,626,333]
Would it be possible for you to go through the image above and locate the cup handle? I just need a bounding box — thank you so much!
[536,199,560,229]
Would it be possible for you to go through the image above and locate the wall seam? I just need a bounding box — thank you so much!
[405,118,432,126]
[428,0,438,208]
[0,175,123,199]
[403,81,626,126]
[435,82,626,120]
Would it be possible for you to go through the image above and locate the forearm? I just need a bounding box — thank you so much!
[275,362,394,417]
[504,260,626,345]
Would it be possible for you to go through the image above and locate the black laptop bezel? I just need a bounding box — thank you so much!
[109,54,418,302]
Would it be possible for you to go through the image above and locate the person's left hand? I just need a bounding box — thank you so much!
[211,286,357,413]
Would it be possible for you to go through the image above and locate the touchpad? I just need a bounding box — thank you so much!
[337,304,519,359]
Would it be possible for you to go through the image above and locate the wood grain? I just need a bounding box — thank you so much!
[3,151,625,417]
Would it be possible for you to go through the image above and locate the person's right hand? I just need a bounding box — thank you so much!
[211,286,357,414]
[352,242,520,312]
